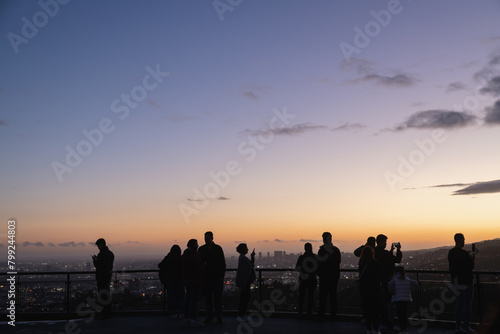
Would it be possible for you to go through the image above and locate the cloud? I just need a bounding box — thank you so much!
[0,119,5,126]
[453,180,500,195]
[241,84,269,100]
[217,196,230,200]
[331,123,365,132]
[242,123,329,137]
[21,241,45,247]
[446,81,467,93]
[125,241,145,246]
[242,91,259,100]
[234,240,245,244]
[428,183,472,188]
[479,76,500,96]
[341,58,417,88]
[299,239,321,243]
[484,100,500,125]
[187,198,207,202]
[354,73,417,88]
[47,242,56,247]
[58,241,78,247]
[388,110,478,131]
[274,239,288,243]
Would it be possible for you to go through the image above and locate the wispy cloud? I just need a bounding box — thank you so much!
[386,110,478,131]
[241,84,269,100]
[446,81,467,93]
[453,180,500,195]
[58,241,78,247]
[484,100,500,125]
[274,238,288,243]
[242,123,329,137]
[0,119,6,126]
[341,58,417,88]
[353,73,417,88]
[217,196,230,200]
[21,241,45,247]
[479,76,500,97]
[299,239,321,243]
[47,242,56,247]
[331,123,365,132]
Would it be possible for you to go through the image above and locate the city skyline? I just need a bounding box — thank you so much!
[2,1,500,259]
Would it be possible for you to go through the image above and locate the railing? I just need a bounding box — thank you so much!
[1,268,499,323]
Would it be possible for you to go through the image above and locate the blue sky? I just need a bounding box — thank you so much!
[1,0,500,259]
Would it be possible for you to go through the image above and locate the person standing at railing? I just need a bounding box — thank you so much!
[236,243,256,322]
[316,232,341,321]
[374,234,402,331]
[182,239,205,327]
[448,233,475,334]
[295,242,318,320]
[199,231,226,324]
[354,236,376,257]
[358,246,383,334]
[158,244,185,319]
[92,238,114,319]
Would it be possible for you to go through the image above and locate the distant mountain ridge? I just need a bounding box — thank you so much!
[340,238,500,271]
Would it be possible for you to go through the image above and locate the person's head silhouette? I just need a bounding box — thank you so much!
[170,244,181,255]
[366,236,376,248]
[95,238,106,250]
[187,239,198,251]
[376,234,388,249]
[454,233,465,248]
[236,243,248,255]
[204,231,214,245]
[322,232,332,244]
[304,242,313,253]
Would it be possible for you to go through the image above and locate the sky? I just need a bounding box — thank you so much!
[1,0,500,261]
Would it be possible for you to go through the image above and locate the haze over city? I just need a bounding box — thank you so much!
[1,0,500,261]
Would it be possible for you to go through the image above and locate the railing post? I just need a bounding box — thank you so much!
[65,273,71,314]
[258,269,263,303]
[475,272,482,322]
[416,271,421,319]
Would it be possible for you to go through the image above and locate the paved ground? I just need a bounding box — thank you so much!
[1,315,463,334]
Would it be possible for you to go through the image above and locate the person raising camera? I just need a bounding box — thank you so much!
[374,234,402,331]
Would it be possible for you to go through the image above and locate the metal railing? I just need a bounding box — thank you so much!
[1,268,499,322]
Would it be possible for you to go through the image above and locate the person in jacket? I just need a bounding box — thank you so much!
[358,246,383,334]
[388,266,419,333]
[198,231,226,323]
[235,243,256,321]
[295,242,317,319]
[182,239,204,327]
[448,233,475,334]
[92,238,114,318]
[158,244,185,319]
[316,232,341,320]
[375,234,402,330]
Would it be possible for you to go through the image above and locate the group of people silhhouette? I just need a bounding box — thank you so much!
[90,232,478,333]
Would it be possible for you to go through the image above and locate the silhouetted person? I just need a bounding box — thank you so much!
[236,243,256,321]
[295,242,317,319]
[92,238,114,318]
[374,234,402,330]
[182,239,204,327]
[198,231,226,324]
[354,236,376,257]
[158,244,185,319]
[358,246,382,334]
[448,233,475,333]
[316,232,341,320]
[388,266,419,333]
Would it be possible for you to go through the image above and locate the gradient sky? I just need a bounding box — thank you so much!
[1,0,500,261]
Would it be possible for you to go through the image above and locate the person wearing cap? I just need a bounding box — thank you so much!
[92,238,115,318]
